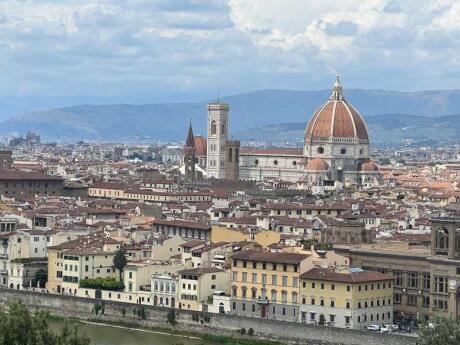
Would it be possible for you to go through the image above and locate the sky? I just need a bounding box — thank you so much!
[1,0,460,102]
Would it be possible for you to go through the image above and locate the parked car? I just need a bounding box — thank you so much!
[367,325,380,331]
[390,324,399,331]
[380,325,392,333]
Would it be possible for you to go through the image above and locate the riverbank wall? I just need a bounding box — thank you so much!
[0,288,416,345]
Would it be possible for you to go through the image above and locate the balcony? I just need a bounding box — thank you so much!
[257,297,269,304]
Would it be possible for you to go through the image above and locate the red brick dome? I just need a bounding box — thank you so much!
[358,159,379,172]
[306,158,329,171]
[194,136,207,156]
[305,76,368,142]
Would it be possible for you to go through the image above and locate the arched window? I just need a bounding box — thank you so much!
[435,228,449,252]
[166,283,170,292]
[211,120,217,135]
[160,282,164,292]
[171,283,176,293]
[154,282,158,291]
[235,148,239,162]
[221,124,225,135]
[228,148,233,162]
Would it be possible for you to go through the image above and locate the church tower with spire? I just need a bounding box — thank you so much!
[183,121,196,182]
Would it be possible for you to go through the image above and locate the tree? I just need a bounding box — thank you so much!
[113,249,128,282]
[167,310,176,325]
[33,269,48,287]
[0,299,90,345]
[418,317,460,345]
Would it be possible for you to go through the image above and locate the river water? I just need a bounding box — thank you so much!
[49,320,216,345]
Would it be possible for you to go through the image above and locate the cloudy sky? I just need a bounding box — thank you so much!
[1,0,460,102]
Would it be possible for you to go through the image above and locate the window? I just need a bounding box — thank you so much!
[293,277,298,288]
[281,291,287,303]
[262,274,267,284]
[393,271,403,287]
[407,295,417,306]
[330,300,335,307]
[311,298,315,305]
[408,272,418,288]
[271,275,277,285]
[242,287,247,298]
[211,120,216,135]
[252,273,257,283]
[434,276,448,293]
[331,284,335,291]
[435,228,449,253]
[346,302,350,309]
[394,293,402,304]
[317,147,324,154]
[232,271,238,281]
[423,296,430,308]
[346,285,351,292]
[423,273,431,290]
[271,290,277,301]
[282,276,288,287]
[242,272,247,283]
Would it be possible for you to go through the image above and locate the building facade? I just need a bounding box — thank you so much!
[335,217,460,321]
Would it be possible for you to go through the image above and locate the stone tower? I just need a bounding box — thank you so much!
[207,102,229,179]
[183,121,196,182]
[225,140,240,181]
[0,150,12,170]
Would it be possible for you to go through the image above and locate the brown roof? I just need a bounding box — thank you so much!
[194,136,207,156]
[305,99,368,141]
[300,268,393,283]
[306,158,329,171]
[232,250,308,265]
[0,171,63,181]
[180,239,206,248]
[178,267,224,275]
[153,219,211,230]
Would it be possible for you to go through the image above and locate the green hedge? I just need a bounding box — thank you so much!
[80,277,124,291]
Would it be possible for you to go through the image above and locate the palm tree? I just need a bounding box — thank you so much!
[113,249,128,282]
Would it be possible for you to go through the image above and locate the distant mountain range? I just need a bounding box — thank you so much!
[235,113,460,147]
[0,89,459,146]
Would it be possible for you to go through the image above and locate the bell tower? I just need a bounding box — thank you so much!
[207,102,229,179]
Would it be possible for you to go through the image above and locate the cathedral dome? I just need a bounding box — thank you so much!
[358,159,379,172]
[305,76,368,143]
[194,136,207,156]
[306,158,329,171]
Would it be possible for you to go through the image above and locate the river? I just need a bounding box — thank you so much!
[49,320,218,345]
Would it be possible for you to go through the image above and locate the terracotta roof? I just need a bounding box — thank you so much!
[306,158,329,171]
[194,136,207,156]
[358,159,379,172]
[153,219,211,230]
[178,267,224,275]
[300,268,393,283]
[0,171,63,181]
[305,79,368,142]
[232,250,309,264]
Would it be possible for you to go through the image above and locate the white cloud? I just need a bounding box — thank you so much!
[0,0,459,99]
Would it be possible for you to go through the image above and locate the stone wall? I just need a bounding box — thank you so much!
[0,289,416,345]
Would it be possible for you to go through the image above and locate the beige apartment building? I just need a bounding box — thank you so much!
[336,217,460,321]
